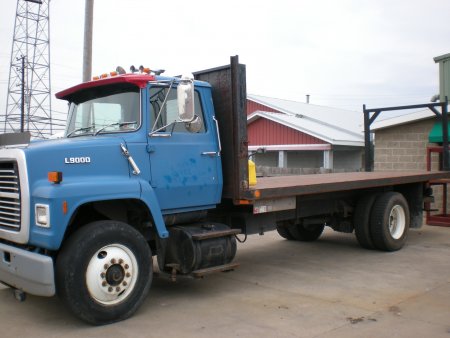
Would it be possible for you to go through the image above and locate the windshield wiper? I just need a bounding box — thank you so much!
[94,121,137,136]
[66,125,95,138]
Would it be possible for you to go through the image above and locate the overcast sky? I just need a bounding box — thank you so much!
[1,0,449,123]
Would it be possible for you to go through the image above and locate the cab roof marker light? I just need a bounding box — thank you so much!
[92,65,163,80]
[92,71,119,81]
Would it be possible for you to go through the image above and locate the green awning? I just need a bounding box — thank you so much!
[429,120,450,143]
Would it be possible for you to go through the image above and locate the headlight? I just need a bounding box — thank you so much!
[35,204,50,228]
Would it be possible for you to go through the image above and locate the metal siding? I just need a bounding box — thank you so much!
[247,100,280,115]
[248,118,326,145]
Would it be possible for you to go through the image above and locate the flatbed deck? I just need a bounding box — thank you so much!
[243,171,450,200]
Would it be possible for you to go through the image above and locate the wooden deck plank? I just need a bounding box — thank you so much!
[242,171,450,200]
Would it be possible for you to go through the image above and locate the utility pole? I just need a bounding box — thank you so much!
[83,0,94,82]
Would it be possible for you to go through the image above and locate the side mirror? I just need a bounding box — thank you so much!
[177,74,195,122]
[185,115,203,133]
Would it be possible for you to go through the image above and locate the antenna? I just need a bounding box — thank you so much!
[2,0,59,139]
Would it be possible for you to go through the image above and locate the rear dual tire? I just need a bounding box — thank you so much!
[354,194,378,249]
[370,192,409,251]
[354,192,410,251]
[277,221,324,242]
[276,221,295,240]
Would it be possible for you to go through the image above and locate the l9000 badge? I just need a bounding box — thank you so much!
[64,157,91,164]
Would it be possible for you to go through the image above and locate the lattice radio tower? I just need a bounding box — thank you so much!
[2,0,54,139]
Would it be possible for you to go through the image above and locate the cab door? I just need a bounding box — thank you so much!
[147,85,221,213]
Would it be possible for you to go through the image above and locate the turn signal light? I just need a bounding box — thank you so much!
[48,171,63,184]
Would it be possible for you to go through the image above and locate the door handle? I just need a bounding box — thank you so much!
[201,151,218,156]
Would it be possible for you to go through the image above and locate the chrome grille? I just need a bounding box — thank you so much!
[0,162,21,230]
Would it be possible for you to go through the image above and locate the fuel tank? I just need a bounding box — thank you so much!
[164,223,237,274]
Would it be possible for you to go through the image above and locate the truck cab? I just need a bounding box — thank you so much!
[0,67,238,325]
[61,72,223,214]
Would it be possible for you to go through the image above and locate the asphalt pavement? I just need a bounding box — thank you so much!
[1,225,449,338]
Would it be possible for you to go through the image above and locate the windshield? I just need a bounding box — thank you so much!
[65,87,140,137]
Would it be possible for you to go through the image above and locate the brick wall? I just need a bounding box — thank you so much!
[373,118,447,219]
[374,119,436,171]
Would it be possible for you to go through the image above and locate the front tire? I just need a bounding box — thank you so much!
[56,221,152,325]
[370,192,410,251]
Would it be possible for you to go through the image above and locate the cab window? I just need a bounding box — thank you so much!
[149,87,205,133]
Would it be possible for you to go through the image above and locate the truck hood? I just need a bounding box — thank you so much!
[22,136,133,186]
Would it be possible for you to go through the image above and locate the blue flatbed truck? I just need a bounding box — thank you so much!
[0,56,448,324]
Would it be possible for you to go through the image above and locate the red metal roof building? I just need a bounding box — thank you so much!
[247,94,364,173]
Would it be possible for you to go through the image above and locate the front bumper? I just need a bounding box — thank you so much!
[0,242,55,296]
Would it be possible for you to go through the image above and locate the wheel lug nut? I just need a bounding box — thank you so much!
[123,281,127,286]
[126,272,131,278]
[104,264,108,269]
[102,281,107,287]
[116,287,121,292]
[119,259,124,264]
[108,287,113,292]
[111,258,116,264]
[100,272,106,278]
[124,264,129,269]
